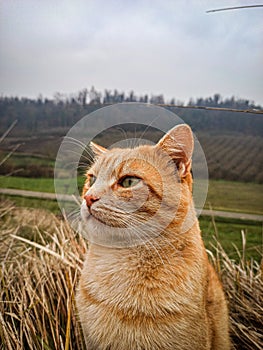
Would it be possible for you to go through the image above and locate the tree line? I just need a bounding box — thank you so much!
[0,88,262,136]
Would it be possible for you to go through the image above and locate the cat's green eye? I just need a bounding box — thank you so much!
[89,175,97,187]
[120,176,141,188]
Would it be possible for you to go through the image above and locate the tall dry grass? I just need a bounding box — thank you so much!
[0,200,262,349]
[0,201,86,350]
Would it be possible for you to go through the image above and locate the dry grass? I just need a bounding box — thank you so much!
[0,200,262,349]
[0,201,86,350]
[208,238,263,349]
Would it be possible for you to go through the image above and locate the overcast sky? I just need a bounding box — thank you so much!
[0,0,262,104]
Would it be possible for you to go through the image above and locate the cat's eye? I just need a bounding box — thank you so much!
[119,176,141,188]
[88,175,97,187]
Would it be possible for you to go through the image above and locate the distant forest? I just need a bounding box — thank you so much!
[0,88,263,183]
[0,87,262,136]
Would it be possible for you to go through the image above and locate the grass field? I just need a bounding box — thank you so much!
[200,215,262,261]
[1,202,262,349]
[1,193,262,262]
[0,176,56,193]
[1,176,262,214]
[206,180,263,215]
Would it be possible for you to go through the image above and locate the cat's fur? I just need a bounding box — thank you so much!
[76,124,231,350]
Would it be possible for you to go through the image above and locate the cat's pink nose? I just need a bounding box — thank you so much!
[84,194,100,208]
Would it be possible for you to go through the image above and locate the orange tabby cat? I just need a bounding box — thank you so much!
[76,124,231,350]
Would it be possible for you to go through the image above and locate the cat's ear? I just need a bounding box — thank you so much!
[156,124,194,176]
[90,141,107,156]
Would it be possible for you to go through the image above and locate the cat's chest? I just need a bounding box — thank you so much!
[83,252,161,296]
[80,247,197,316]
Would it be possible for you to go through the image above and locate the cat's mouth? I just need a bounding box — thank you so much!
[88,210,109,226]
[81,206,104,224]
[81,204,129,228]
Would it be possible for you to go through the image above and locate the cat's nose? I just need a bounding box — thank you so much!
[84,194,100,208]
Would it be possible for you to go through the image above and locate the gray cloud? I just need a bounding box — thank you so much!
[0,0,262,104]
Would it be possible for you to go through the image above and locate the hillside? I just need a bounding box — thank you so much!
[0,93,262,183]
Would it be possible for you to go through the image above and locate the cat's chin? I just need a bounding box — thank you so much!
[80,204,117,234]
[80,215,163,248]
[81,220,129,247]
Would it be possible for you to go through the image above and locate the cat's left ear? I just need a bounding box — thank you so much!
[90,141,107,156]
[156,124,194,176]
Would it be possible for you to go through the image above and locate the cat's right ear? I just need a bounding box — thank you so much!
[156,124,194,177]
[90,141,107,156]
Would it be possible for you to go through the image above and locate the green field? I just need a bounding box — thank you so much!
[200,215,262,261]
[0,176,56,193]
[1,176,262,215]
[205,180,263,214]
[0,175,87,194]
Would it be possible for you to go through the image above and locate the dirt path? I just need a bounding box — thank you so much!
[1,188,262,222]
[200,209,263,222]
[0,188,74,202]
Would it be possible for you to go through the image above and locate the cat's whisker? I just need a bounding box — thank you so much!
[83,201,180,262]
[63,138,94,160]
[64,137,91,152]
[68,208,81,218]
[64,149,92,162]
[67,209,82,223]
[116,215,171,264]
[116,217,155,253]
[79,151,94,162]
[113,126,136,149]
[62,161,89,169]
[124,209,186,263]
[134,118,159,148]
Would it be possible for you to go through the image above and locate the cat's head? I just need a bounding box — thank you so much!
[80,124,195,247]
